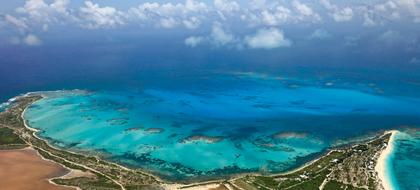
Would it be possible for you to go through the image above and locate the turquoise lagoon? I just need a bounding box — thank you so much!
[23,73,420,181]
[388,129,420,190]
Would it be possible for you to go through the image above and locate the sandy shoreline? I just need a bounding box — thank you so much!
[375,130,398,190]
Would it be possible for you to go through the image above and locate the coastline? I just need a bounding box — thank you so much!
[375,130,398,190]
[1,91,403,189]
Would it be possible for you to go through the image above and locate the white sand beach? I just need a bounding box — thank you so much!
[375,130,398,190]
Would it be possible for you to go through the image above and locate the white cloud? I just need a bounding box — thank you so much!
[309,29,331,39]
[214,0,240,12]
[16,0,73,23]
[160,17,178,28]
[395,0,420,22]
[185,36,204,47]
[23,34,42,46]
[183,17,200,29]
[292,1,321,22]
[320,0,353,22]
[261,6,292,25]
[79,1,124,29]
[248,0,267,10]
[5,14,28,32]
[245,28,291,49]
[184,0,208,13]
[211,23,236,46]
[378,30,403,45]
[127,0,207,29]
[361,1,400,27]
[332,7,353,22]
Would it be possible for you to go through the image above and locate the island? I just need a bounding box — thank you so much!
[0,93,393,190]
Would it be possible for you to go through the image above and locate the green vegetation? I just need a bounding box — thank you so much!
[0,127,27,149]
[231,133,390,190]
[53,176,120,190]
[323,180,365,190]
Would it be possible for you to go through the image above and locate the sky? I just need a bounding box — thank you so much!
[0,0,420,84]
[0,0,419,52]
[0,0,419,102]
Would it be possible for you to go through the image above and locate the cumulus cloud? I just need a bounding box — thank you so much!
[160,17,178,28]
[320,0,353,22]
[260,6,292,25]
[185,36,204,47]
[309,29,331,39]
[5,14,28,32]
[292,1,321,22]
[361,1,399,27]
[248,0,267,10]
[79,1,124,29]
[396,0,420,22]
[378,30,403,45]
[333,7,353,22]
[214,0,240,12]
[127,0,208,29]
[211,23,236,46]
[23,34,42,46]
[3,0,420,49]
[183,16,201,29]
[16,0,73,23]
[245,28,291,49]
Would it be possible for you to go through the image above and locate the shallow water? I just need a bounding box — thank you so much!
[23,73,420,181]
[390,129,420,190]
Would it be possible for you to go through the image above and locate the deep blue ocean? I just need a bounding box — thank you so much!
[1,42,420,186]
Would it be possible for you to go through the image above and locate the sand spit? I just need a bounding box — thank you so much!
[375,130,398,190]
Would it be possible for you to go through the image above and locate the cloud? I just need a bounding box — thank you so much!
[332,7,353,22]
[378,30,403,45]
[185,36,204,47]
[260,6,292,25]
[309,29,331,39]
[79,1,124,29]
[320,0,353,22]
[214,0,240,12]
[292,1,321,22]
[248,0,267,10]
[23,34,42,46]
[16,0,73,23]
[396,0,420,22]
[160,17,178,28]
[361,1,400,27]
[127,0,208,29]
[183,16,201,29]
[245,28,291,49]
[5,14,28,32]
[210,22,236,46]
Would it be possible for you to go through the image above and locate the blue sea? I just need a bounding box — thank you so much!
[20,72,420,183]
